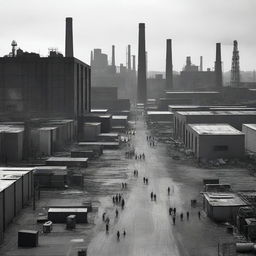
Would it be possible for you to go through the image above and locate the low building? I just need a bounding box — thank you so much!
[203,192,247,222]
[147,111,173,122]
[174,110,256,142]
[242,124,256,153]
[186,124,244,159]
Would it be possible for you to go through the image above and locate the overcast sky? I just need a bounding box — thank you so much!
[0,0,256,72]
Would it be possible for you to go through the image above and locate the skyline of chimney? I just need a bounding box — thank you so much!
[215,42,223,89]
[65,17,74,57]
[127,45,131,70]
[137,23,147,104]
[132,55,136,71]
[165,39,173,90]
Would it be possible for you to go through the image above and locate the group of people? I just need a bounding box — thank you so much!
[121,182,127,189]
[143,177,149,185]
[135,153,145,160]
[113,193,125,208]
[126,129,136,136]
[150,191,157,201]
[146,135,157,147]
[116,229,126,240]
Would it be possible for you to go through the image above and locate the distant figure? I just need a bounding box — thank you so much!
[146,178,148,185]
[150,192,154,201]
[123,229,126,237]
[143,177,146,184]
[198,211,201,220]
[142,153,145,160]
[187,211,189,220]
[117,231,120,240]
[124,183,127,188]
[121,199,125,209]
[168,187,170,195]
[174,208,176,215]
[113,196,115,204]
[102,212,106,221]
[106,224,109,233]
[180,213,183,221]
[172,216,176,225]
[154,194,156,201]
[115,209,119,218]
[169,207,172,215]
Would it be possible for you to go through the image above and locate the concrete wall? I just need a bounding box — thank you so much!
[242,125,256,153]
[4,183,15,229]
[0,57,90,119]
[0,192,3,244]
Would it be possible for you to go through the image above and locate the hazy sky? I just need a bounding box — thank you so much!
[1,0,256,72]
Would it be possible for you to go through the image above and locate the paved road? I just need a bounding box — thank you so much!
[87,118,187,256]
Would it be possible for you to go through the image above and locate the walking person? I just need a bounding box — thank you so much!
[150,192,154,201]
[174,208,176,215]
[115,209,119,218]
[121,199,125,209]
[117,230,120,240]
[172,216,176,225]
[169,207,173,215]
[198,211,201,220]
[187,211,189,220]
[180,213,183,221]
[106,223,109,233]
[123,229,126,237]
[168,187,170,195]
[154,194,156,201]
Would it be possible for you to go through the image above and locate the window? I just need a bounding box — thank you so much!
[213,145,228,151]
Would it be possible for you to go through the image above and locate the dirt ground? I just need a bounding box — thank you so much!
[0,117,255,255]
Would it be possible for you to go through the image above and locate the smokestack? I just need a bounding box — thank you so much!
[165,39,173,90]
[65,17,74,57]
[132,55,136,71]
[127,45,131,70]
[215,43,223,89]
[200,56,203,71]
[137,23,147,104]
[112,45,115,67]
[90,51,93,66]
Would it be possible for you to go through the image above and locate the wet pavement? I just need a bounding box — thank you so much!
[1,116,256,255]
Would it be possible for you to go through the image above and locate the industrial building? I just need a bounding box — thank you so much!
[0,167,34,244]
[242,124,256,153]
[186,124,245,159]
[0,18,91,119]
[146,111,173,122]
[174,110,256,142]
[203,192,247,222]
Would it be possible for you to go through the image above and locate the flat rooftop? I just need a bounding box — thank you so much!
[48,208,87,213]
[204,192,247,207]
[84,122,101,126]
[112,115,128,120]
[166,91,219,94]
[46,157,88,162]
[188,124,243,135]
[0,180,16,193]
[243,124,256,131]
[91,109,108,113]
[0,126,24,133]
[38,127,57,131]
[78,142,119,146]
[177,110,256,116]
[98,133,119,137]
[147,111,173,115]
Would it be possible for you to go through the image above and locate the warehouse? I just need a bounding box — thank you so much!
[242,124,256,153]
[46,157,88,167]
[203,192,247,222]
[186,124,244,159]
[83,122,101,142]
[146,111,173,122]
[0,126,24,162]
[0,167,34,244]
[174,111,256,142]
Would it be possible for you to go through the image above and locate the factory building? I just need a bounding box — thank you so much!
[174,110,256,142]
[186,124,244,159]
[0,17,91,119]
[242,124,256,153]
[0,168,34,244]
[203,192,247,222]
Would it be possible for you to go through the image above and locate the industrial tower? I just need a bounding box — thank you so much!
[230,40,240,86]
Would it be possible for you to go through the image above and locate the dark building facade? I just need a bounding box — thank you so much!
[0,55,91,119]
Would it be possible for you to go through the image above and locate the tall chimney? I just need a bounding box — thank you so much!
[90,50,93,66]
[137,23,147,104]
[112,45,115,67]
[127,45,131,70]
[132,55,136,71]
[165,39,173,90]
[215,43,223,89]
[65,17,74,57]
[200,56,203,71]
